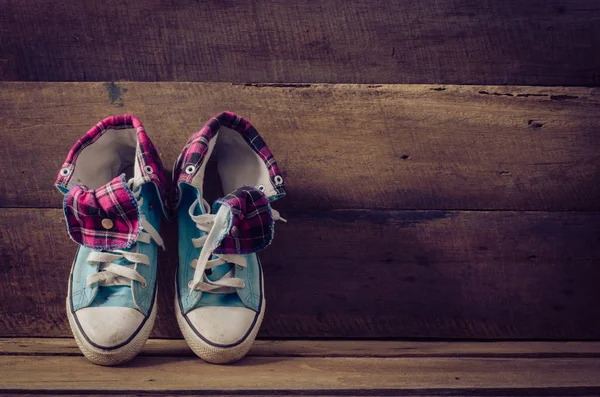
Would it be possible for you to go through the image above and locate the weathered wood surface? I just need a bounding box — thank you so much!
[4,338,600,358]
[6,393,600,397]
[1,83,599,211]
[1,350,599,392]
[1,1,599,85]
[1,208,598,339]
[2,355,598,392]
[2,340,600,396]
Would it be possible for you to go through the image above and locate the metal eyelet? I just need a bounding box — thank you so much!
[185,165,196,175]
[144,165,154,174]
[258,185,266,192]
[274,175,284,185]
[60,167,71,177]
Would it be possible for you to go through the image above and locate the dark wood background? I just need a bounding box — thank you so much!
[0,1,599,339]
[2,0,600,85]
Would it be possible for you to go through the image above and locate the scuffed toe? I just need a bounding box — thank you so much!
[75,306,145,349]
[186,306,257,346]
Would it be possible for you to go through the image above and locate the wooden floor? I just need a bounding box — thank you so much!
[1,339,600,396]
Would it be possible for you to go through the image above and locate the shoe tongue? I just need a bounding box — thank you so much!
[211,185,275,255]
[63,174,140,250]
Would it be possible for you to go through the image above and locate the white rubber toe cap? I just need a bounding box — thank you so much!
[186,306,257,346]
[75,307,145,349]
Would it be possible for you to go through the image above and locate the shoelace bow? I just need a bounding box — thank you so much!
[86,178,164,288]
[187,198,286,295]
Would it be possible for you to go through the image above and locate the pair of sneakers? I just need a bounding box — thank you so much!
[56,112,286,366]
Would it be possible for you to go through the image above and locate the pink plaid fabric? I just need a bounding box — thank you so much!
[173,111,285,204]
[63,175,140,250]
[213,186,275,255]
[55,114,168,212]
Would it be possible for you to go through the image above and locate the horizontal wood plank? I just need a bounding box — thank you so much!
[5,393,600,397]
[1,208,599,339]
[3,338,600,358]
[1,1,599,85]
[2,340,600,396]
[1,83,600,211]
[4,393,600,397]
[1,355,599,393]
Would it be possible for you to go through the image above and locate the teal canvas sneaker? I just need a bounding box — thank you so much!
[55,115,168,366]
[173,112,286,364]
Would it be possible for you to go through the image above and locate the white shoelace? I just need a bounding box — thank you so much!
[86,179,164,288]
[187,198,286,295]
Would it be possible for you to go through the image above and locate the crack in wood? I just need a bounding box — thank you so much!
[233,83,312,88]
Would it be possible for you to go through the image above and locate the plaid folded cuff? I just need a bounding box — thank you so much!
[63,174,140,250]
[212,186,275,255]
[55,114,169,215]
[173,111,285,204]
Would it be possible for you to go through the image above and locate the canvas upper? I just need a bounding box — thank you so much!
[56,115,167,352]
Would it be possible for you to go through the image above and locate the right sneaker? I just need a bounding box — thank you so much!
[55,115,168,365]
[173,112,286,364]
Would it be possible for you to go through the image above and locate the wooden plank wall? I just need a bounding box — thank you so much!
[0,2,599,339]
[1,0,600,85]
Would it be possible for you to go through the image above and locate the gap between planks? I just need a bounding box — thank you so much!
[2,338,600,358]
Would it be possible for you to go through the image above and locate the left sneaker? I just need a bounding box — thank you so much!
[173,112,286,364]
[55,115,168,365]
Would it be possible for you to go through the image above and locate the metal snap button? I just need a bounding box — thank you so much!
[185,165,196,174]
[60,167,71,177]
[144,165,154,174]
[274,175,284,185]
[101,218,114,230]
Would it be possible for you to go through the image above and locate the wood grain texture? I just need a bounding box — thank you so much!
[1,208,599,339]
[2,340,600,396]
[1,355,600,393]
[3,338,600,358]
[1,0,600,85]
[6,395,600,397]
[6,394,600,397]
[1,83,599,211]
